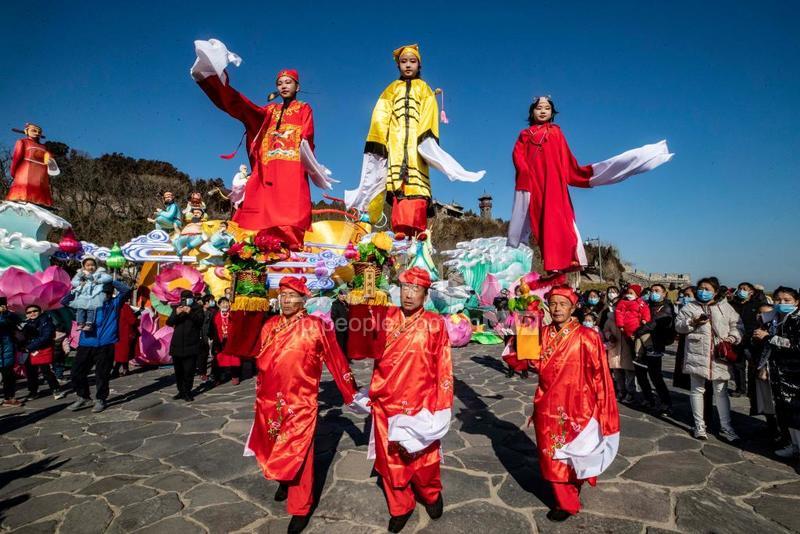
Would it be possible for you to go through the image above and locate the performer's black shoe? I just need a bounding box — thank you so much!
[184,393,194,402]
[546,509,572,522]
[520,370,529,379]
[287,514,311,533]
[424,494,443,520]
[506,368,515,378]
[274,483,289,502]
[172,392,184,400]
[387,511,414,533]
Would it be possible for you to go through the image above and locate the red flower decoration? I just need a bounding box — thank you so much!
[227,242,245,257]
[254,230,283,252]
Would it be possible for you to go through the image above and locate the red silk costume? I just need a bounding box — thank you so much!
[245,312,357,515]
[532,318,620,514]
[114,304,138,363]
[368,307,453,516]
[212,310,240,367]
[7,137,54,207]
[197,76,314,250]
[513,124,593,273]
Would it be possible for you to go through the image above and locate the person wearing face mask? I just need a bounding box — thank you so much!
[731,282,768,401]
[210,297,242,386]
[602,288,635,402]
[751,302,782,445]
[578,290,605,324]
[633,284,675,415]
[676,277,744,442]
[614,285,652,406]
[673,286,697,391]
[599,287,618,330]
[753,287,800,459]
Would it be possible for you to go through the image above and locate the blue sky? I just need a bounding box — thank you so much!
[3,1,798,288]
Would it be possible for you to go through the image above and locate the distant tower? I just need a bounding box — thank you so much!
[479,193,493,219]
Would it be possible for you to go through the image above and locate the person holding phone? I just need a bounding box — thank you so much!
[167,290,205,402]
[676,277,744,442]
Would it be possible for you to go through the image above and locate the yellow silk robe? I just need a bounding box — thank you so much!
[365,78,439,200]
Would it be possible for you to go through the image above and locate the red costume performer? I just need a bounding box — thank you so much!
[244,276,358,518]
[193,44,315,250]
[533,287,620,517]
[114,304,138,364]
[509,123,592,273]
[7,123,57,207]
[212,308,240,368]
[507,97,673,273]
[365,268,453,520]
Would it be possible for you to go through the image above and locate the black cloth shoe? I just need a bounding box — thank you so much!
[274,483,288,502]
[388,511,414,533]
[184,393,194,402]
[173,392,184,400]
[546,509,572,522]
[521,369,529,379]
[506,367,515,378]
[287,514,311,534]
[424,494,443,520]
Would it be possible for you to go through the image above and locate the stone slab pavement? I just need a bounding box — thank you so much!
[0,344,798,533]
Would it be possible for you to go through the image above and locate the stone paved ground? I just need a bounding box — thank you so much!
[1,344,798,533]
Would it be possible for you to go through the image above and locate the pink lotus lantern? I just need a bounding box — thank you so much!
[136,310,174,365]
[445,313,473,347]
[58,228,82,255]
[0,266,71,314]
[151,264,206,305]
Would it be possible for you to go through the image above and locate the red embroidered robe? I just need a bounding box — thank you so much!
[245,312,357,480]
[368,308,453,488]
[533,318,620,483]
[7,137,53,206]
[198,76,313,248]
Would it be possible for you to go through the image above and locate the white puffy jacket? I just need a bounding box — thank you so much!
[675,299,743,381]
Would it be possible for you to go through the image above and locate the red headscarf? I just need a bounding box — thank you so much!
[276,69,299,83]
[545,285,578,305]
[278,275,310,296]
[399,267,432,289]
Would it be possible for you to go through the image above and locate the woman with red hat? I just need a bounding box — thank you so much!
[191,39,336,251]
[244,276,361,533]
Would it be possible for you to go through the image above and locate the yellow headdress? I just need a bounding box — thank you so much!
[392,44,421,63]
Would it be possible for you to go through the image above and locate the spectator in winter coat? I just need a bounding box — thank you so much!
[754,287,800,459]
[0,297,21,407]
[167,290,205,401]
[69,256,113,331]
[68,280,132,414]
[603,293,636,402]
[676,277,743,442]
[19,305,64,401]
[731,282,768,399]
[330,286,350,357]
[751,302,782,444]
[634,284,675,414]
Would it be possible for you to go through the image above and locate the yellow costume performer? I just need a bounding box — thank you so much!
[345,45,485,236]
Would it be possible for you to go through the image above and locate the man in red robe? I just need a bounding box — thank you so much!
[533,286,620,521]
[360,267,453,533]
[7,123,58,207]
[244,276,359,533]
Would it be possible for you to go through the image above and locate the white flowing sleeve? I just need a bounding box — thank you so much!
[418,137,486,183]
[300,139,339,190]
[47,158,60,177]
[344,153,387,211]
[190,39,242,83]
[388,408,452,453]
[346,387,372,415]
[588,140,673,187]
[552,417,620,479]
